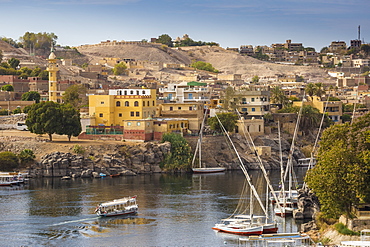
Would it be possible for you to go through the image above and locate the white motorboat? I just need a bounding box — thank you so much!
[95,196,138,217]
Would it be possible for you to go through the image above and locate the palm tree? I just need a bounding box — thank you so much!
[270,86,290,107]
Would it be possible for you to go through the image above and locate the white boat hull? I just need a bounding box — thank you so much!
[97,205,138,217]
[213,224,263,235]
[192,167,226,173]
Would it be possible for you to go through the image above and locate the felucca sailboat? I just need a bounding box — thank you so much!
[191,111,226,173]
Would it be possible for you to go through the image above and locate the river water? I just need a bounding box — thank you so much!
[0,169,308,246]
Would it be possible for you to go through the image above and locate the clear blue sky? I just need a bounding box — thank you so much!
[1,0,369,51]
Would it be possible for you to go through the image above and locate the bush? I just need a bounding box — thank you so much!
[18,149,35,165]
[334,223,360,236]
[0,151,19,171]
[72,145,85,155]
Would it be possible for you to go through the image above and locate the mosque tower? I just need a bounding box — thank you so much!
[47,47,59,102]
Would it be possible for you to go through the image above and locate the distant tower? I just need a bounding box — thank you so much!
[47,47,59,102]
[358,25,361,40]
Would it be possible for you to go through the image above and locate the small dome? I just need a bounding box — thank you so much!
[48,52,56,60]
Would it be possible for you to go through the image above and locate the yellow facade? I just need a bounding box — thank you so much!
[88,88,157,126]
[47,52,59,102]
[293,96,343,123]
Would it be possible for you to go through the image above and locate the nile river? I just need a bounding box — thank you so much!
[0,169,308,246]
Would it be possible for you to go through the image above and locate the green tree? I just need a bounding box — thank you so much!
[305,83,316,97]
[306,113,370,218]
[1,84,14,91]
[278,105,322,135]
[8,58,20,69]
[57,104,82,141]
[62,84,88,109]
[220,87,239,111]
[207,112,238,133]
[18,149,35,166]
[112,62,127,75]
[26,101,63,141]
[361,44,370,57]
[190,61,219,73]
[21,91,41,103]
[252,75,259,83]
[270,86,290,107]
[0,151,19,171]
[156,34,173,47]
[160,133,192,171]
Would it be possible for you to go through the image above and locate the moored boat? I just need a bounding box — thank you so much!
[95,196,138,217]
[192,167,226,173]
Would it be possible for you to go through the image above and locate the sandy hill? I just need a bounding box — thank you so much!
[76,44,331,82]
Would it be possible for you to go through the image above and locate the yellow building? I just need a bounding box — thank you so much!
[88,88,157,126]
[293,96,343,123]
[47,51,59,102]
[157,102,204,131]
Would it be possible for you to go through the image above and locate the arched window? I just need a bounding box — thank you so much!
[143,101,145,107]
[116,101,121,107]
[125,101,129,107]
[134,101,139,107]
[124,91,127,95]
[142,90,145,95]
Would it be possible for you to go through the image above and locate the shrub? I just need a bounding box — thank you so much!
[72,145,85,155]
[18,149,35,165]
[334,223,360,236]
[0,151,19,171]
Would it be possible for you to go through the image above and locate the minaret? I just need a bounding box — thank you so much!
[47,46,59,102]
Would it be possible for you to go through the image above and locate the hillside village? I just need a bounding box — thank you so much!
[0,34,369,146]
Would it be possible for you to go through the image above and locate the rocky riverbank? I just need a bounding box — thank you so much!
[0,130,306,177]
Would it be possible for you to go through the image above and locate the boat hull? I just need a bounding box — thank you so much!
[212,225,263,236]
[192,168,226,173]
[97,207,138,217]
[262,223,278,234]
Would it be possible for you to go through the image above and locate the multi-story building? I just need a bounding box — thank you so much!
[157,102,204,131]
[329,41,347,51]
[293,96,342,123]
[88,88,157,126]
[239,45,254,56]
[220,89,270,118]
[159,81,211,104]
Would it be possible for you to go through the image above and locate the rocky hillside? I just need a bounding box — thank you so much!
[75,43,332,82]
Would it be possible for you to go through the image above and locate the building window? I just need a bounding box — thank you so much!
[131,112,134,116]
[170,107,173,111]
[142,90,145,95]
[178,107,181,110]
[153,101,155,106]
[143,101,145,107]
[252,108,255,112]
[136,112,140,117]
[101,101,104,104]
[189,106,192,110]
[130,90,133,94]
[188,93,193,99]
[144,112,146,118]
[124,91,127,95]
[116,101,121,107]
[168,93,173,99]
[242,108,247,112]
[136,90,139,95]
[137,122,141,126]
[125,101,129,107]
[181,123,184,128]
[251,98,255,102]
[99,113,103,117]
[119,113,122,117]
[134,101,139,107]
